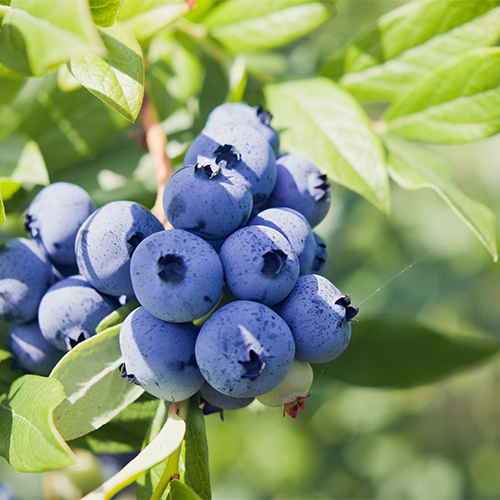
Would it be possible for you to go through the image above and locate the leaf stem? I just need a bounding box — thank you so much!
[140,92,174,228]
[0,5,10,19]
[150,400,190,500]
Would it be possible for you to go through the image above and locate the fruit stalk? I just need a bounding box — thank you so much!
[140,93,174,227]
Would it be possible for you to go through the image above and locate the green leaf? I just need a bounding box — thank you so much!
[83,408,186,500]
[323,0,500,102]
[203,0,334,53]
[0,190,4,226]
[264,77,389,212]
[71,399,159,455]
[169,480,202,500]
[70,22,144,122]
[136,400,169,499]
[384,134,498,261]
[117,0,191,42]
[0,0,105,76]
[0,353,20,395]
[0,73,129,171]
[0,375,76,472]
[319,318,500,388]
[50,324,144,441]
[382,48,500,143]
[96,299,140,334]
[0,133,48,200]
[183,396,211,500]
[89,0,121,27]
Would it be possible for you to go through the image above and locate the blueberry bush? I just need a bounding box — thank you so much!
[0,0,500,498]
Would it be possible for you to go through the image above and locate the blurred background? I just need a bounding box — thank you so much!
[1,0,500,498]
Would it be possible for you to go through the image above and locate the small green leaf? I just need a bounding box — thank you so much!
[384,134,498,260]
[169,480,202,500]
[0,134,49,200]
[265,77,389,212]
[319,318,500,388]
[117,0,191,42]
[70,22,144,122]
[382,48,500,143]
[50,324,144,441]
[323,0,500,102]
[0,349,11,363]
[0,0,105,76]
[89,0,121,27]
[203,0,334,53]
[83,408,186,500]
[0,375,76,472]
[183,396,211,500]
[71,399,159,454]
[96,299,139,334]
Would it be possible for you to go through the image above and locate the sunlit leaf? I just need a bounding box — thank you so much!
[323,0,500,101]
[203,0,334,52]
[0,375,75,472]
[319,318,500,388]
[382,48,500,143]
[265,77,389,212]
[118,0,191,42]
[0,0,105,76]
[384,134,498,260]
[50,324,144,441]
[96,299,139,334]
[169,480,202,500]
[89,0,121,27]
[70,22,144,122]
[0,133,48,200]
[83,408,186,500]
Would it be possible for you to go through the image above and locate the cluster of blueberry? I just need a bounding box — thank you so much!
[0,101,358,419]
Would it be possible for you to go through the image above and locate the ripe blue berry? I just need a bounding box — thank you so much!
[206,102,280,155]
[275,274,359,364]
[199,381,254,418]
[195,300,295,398]
[0,238,55,323]
[130,229,224,323]
[265,155,331,227]
[75,201,164,296]
[163,164,253,241]
[219,225,299,306]
[9,321,64,376]
[25,182,95,267]
[38,275,120,351]
[183,123,276,208]
[249,208,316,276]
[311,233,328,275]
[119,307,204,402]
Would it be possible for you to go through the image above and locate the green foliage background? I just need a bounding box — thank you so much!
[1,0,500,498]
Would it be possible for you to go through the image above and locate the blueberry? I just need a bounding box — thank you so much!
[38,275,120,351]
[119,307,204,402]
[75,201,164,296]
[265,155,331,227]
[219,225,299,306]
[199,381,254,418]
[275,274,359,364]
[183,123,277,208]
[195,300,295,398]
[311,233,328,275]
[249,208,316,276]
[130,229,224,323]
[9,321,64,376]
[25,182,95,267]
[0,238,56,323]
[163,164,253,241]
[206,102,280,155]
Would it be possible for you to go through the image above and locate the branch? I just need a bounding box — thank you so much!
[140,93,174,228]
